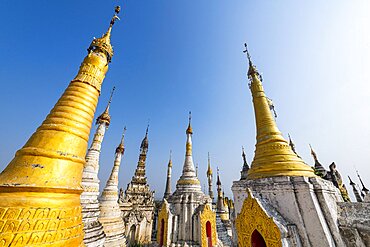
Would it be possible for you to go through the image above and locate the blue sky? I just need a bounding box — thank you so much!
[0,1,370,200]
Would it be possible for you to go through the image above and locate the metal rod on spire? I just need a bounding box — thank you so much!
[108,86,115,104]
[110,6,121,27]
[121,126,126,144]
[145,120,149,137]
[243,43,252,65]
[357,170,369,193]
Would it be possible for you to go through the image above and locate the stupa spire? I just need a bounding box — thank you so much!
[309,144,327,177]
[131,125,149,185]
[348,176,363,202]
[0,6,121,246]
[244,43,315,180]
[288,133,300,157]
[240,146,249,180]
[81,87,116,246]
[164,150,173,199]
[216,168,229,220]
[176,112,201,191]
[207,152,214,201]
[357,170,369,194]
[99,128,127,245]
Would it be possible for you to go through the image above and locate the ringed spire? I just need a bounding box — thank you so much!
[244,43,315,180]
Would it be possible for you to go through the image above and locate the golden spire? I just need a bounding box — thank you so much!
[97,86,115,126]
[0,6,121,246]
[244,43,315,180]
[207,152,213,176]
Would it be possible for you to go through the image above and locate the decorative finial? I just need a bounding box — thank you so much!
[356,170,369,193]
[108,86,115,106]
[348,176,355,186]
[116,126,126,154]
[243,43,252,65]
[88,6,121,63]
[288,133,298,156]
[243,42,261,81]
[110,6,121,27]
[196,163,199,177]
[207,152,213,176]
[309,144,316,158]
[217,167,221,185]
[122,126,126,142]
[186,111,193,134]
[96,86,116,126]
[242,146,247,164]
[145,121,150,137]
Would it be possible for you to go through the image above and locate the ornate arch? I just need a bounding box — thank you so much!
[199,204,217,247]
[235,189,282,247]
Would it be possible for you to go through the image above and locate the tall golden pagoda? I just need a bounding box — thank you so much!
[244,44,315,180]
[0,6,121,246]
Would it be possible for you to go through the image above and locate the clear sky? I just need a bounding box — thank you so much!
[0,1,369,200]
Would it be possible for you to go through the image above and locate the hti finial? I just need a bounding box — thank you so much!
[96,86,115,125]
[110,6,121,27]
[186,111,193,134]
[116,126,126,154]
[243,42,260,79]
[242,146,247,159]
[121,126,127,143]
[243,43,252,65]
[145,120,150,137]
[108,86,115,105]
[356,170,369,193]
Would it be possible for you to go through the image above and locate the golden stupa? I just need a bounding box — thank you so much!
[244,44,315,180]
[0,6,121,246]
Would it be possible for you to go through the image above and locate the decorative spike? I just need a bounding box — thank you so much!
[97,86,115,126]
[357,170,369,193]
[207,152,213,176]
[186,111,193,134]
[348,176,363,202]
[240,146,249,180]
